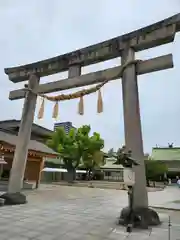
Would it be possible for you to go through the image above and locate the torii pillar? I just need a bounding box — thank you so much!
[121,47,148,208]
[120,47,160,227]
[1,74,39,205]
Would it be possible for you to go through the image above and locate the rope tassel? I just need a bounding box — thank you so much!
[52,101,59,119]
[97,89,103,113]
[35,60,138,120]
[37,98,45,119]
[78,96,84,115]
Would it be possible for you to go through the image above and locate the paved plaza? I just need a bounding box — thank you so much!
[0,185,180,239]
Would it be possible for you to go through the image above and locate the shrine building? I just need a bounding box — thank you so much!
[0,119,57,189]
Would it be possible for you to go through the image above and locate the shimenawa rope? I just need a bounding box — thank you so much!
[25,59,141,119]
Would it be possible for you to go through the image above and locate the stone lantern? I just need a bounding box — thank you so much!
[123,156,138,187]
[117,148,160,232]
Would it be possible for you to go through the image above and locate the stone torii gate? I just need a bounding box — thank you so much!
[1,14,180,214]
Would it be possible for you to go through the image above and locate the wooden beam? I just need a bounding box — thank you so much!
[5,13,180,83]
[9,54,173,100]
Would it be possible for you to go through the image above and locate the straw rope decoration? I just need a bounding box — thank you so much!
[35,60,140,119]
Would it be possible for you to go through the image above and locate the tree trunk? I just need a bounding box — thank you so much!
[146,179,150,187]
[66,168,76,183]
[88,170,91,181]
[87,169,93,181]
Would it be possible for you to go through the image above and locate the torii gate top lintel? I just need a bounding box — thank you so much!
[4,13,180,84]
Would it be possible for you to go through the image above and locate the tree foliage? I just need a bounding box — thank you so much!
[47,127,80,171]
[107,148,114,158]
[111,146,135,167]
[80,127,104,172]
[47,125,104,175]
[145,160,168,180]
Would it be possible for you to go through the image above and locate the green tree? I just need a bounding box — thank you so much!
[47,125,104,182]
[112,146,134,167]
[107,148,114,158]
[47,127,80,182]
[81,131,104,179]
[145,160,168,186]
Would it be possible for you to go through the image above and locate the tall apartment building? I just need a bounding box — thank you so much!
[54,122,76,134]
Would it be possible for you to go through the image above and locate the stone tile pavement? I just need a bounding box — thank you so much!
[148,186,180,210]
[0,185,179,239]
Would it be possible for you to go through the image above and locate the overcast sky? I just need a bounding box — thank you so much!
[0,0,179,153]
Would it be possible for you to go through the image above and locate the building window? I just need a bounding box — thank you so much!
[104,170,123,181]
[105,171,111,176]
[54,122,76,134]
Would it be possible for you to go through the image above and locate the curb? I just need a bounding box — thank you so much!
[49,182,163,192]
[150,205,180,211]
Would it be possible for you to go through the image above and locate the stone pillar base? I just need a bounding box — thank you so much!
[0,192,27,205]
[119,206,161,229]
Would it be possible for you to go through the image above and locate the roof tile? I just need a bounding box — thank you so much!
[0,130,57,155]
[151,148,180,161]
